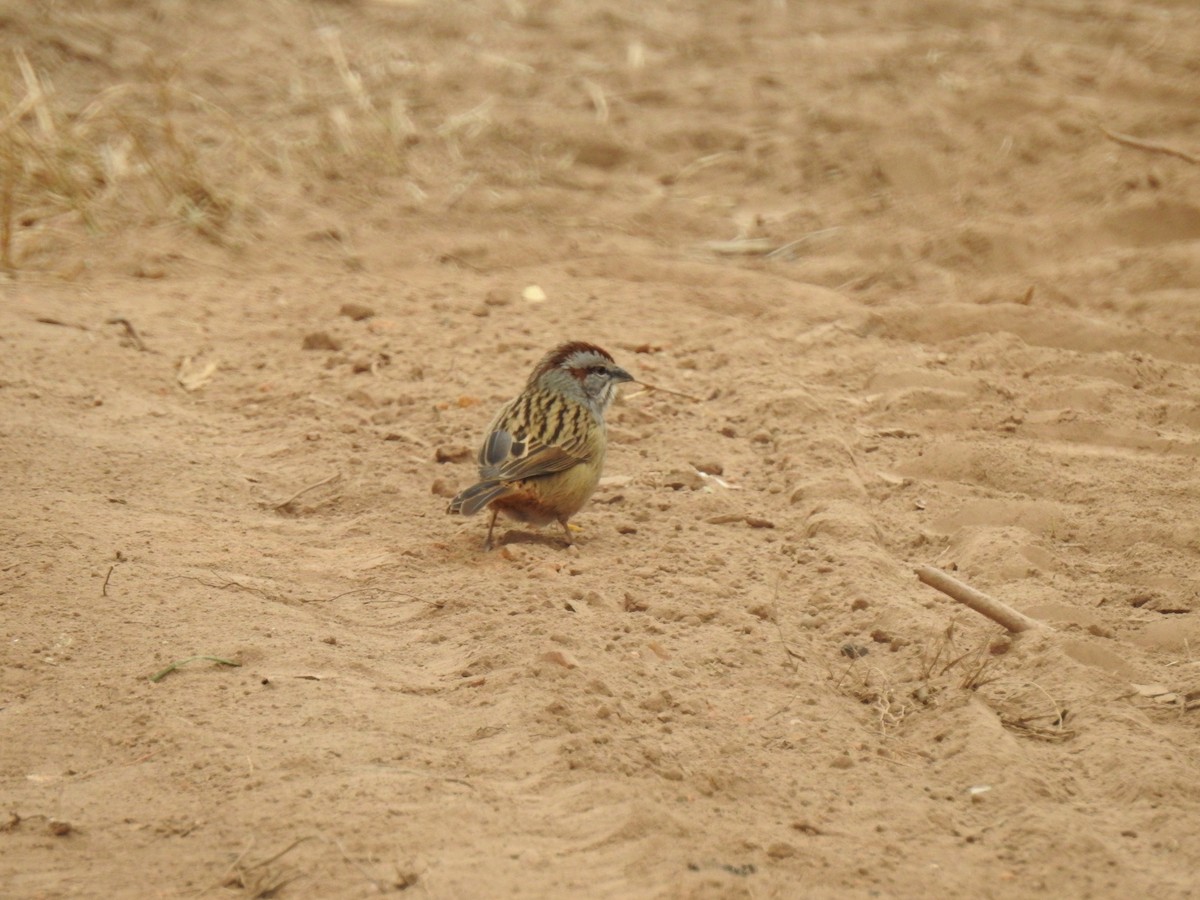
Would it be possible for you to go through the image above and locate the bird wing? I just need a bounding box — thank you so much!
[477,397,595,483]
[485,432,584,482]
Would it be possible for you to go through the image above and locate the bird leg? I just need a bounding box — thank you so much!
[557,518,574,547]
[484,509,500,550]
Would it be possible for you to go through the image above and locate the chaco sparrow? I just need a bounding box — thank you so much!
[447,341,634,549]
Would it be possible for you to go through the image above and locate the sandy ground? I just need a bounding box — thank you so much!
[4,1,1200,897]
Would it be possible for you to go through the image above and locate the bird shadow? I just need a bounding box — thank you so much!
[494,529,571,550]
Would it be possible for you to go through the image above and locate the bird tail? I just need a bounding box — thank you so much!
[447,481,512,517]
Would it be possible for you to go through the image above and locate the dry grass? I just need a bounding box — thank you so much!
[0,13,428,274]
[0,49,248,271]
[838,619,1074,744]
[0,2,639,274]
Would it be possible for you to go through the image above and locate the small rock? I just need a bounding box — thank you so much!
[691,460,724,476]
[484,289,511,307]
[829,754,854,770]
[841,643,869,659]
[851,598,870,611]
[663,469,704,491]
[746,517,775,529]
[540,649,579,669]
[435,445,472,464]
[871,629,891,643]
[302,331,341,351]
[430,478,455,498]
[48,819,73,837]
[623,592,648,612]
[767,842,797,859]
[988,637,1012,655]
[706,514,744,525]
[339,302,375,321]
[616,524,638,534]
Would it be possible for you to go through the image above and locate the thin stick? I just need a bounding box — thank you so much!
[102,564,115,597]
[35,317,90,331]
[323,587,430,605]
[149,655,241,683]
[272,473,340,510]
[242,835,317,871]
[632,380,702,403]
[105,317,149,351]
[195,840,256,897]
[915,566,1048,633]
[1100,126,1199,165]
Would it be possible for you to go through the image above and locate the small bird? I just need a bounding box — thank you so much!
[447,341,634,549]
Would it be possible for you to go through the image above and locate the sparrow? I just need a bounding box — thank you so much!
[447,341,634,549]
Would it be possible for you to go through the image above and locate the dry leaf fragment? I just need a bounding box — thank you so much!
[177,356,217,392]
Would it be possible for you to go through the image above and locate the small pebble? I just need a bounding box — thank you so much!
[484,289,511,307]
[48,820,72,837]
[302,331,341,351]
[663,469,704,491]
[339,302,375,321]
[540,649,579,669]
[435,445,472,463]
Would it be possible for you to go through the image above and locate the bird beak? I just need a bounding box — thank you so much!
[612,367,635,383]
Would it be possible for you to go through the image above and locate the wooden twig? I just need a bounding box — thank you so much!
[105,317,150,351]
[34,317,90,331]
[272,473,341,510]
[149,656,241,683]
[630,380,702,403]
[102,564,115,597]
[915,566,1048,633]
[1100,126,1199,165]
